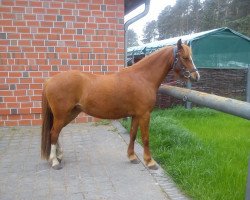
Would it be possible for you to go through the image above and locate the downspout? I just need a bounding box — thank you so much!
[124,0,150,67]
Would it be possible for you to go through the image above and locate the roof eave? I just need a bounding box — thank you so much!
[125,0,146,15]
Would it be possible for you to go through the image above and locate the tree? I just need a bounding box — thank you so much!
[157,5,175,39]
[200,0,231,31]
[227,15,250,37]
[229,0,250,19]
[126,29,139,47]
[157,0,202,39]
[141,20,158,44]
[189,0,203,33]
[154,0,250,39]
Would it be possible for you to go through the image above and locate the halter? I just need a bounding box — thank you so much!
[172,46,197,79]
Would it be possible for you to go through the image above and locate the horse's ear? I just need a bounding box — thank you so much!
[177,39,182,50]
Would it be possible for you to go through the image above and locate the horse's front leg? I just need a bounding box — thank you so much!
[139,112,158,170]
[127,116,140,164]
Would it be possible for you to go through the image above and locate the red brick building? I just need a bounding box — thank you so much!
[0,0,126,126]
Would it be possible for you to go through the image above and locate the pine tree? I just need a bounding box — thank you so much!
[151,0,250,40]
[141,20,158,44]
[127,29,139,47]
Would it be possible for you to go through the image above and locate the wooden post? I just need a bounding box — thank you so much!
[159,85,250,120]
[185,81,192,109]
[246,159,250,200]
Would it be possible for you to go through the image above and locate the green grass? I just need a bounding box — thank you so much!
[121,107,250,200]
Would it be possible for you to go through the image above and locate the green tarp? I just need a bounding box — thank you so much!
[127,27,250,69]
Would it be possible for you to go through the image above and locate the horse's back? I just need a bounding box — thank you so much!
[79,71,155,118]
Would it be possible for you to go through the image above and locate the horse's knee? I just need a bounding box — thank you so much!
[142,137,149,146]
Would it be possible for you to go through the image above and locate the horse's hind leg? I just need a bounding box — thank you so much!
[127,116,140,164]
[49,119,64,170]
[52,105,82,168]
[56,139,63,162]
[139,112,158,170]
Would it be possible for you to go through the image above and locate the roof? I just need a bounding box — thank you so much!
[127,27,250,57]
[125,0,145,15]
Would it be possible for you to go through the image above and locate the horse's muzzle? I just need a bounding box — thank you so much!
[190,71,200,82]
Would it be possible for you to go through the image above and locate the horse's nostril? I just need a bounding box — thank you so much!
[196,75,200,82]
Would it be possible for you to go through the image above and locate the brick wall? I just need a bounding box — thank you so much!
[0,0,124,126]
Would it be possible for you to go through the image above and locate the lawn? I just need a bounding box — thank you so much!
[121,107,250,200]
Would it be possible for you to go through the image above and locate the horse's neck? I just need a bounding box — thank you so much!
[134,47,174,89]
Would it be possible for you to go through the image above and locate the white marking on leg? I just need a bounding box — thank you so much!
[49,144,59,167]
[56,141,63,160]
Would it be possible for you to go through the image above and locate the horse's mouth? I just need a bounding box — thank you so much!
[188,71,200,82]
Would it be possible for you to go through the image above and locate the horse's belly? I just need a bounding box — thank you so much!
[90,111,128,119]
[84,107,130,119]
[82,99,133,119]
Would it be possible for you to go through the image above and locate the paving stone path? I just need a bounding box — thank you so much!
[0,121,188,200]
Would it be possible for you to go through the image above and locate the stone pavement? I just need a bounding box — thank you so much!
[0,121,188,200]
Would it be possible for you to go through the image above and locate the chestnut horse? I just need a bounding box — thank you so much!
[41,39,200,170]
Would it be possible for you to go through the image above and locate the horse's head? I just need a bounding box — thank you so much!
[172,39,200,82]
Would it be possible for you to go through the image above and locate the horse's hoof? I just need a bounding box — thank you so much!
[147,160,158,170]
[52,163,63,170]
[130,158,140,164]
[57,158,62,163]
[128,154,140,164]
[148,164,158,170]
